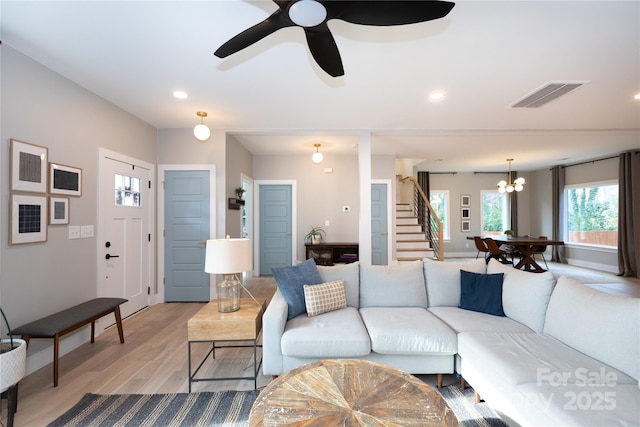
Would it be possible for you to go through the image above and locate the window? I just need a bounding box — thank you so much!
[481,190,508,235]
[115,174,141,207]
[565,181,618,248]
[429,190,450,240]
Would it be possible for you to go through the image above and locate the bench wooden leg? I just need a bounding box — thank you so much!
[53,334,60,387]
[474,391,481,403]
[460,376,466,389]
[91,321,95,343]
[437,373,443,388]
[114,306,125,344]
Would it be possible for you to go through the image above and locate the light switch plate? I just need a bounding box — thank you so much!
[68,226,81,239]
[81,225,94,238]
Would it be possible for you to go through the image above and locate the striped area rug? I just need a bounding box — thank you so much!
[47,390,260,427]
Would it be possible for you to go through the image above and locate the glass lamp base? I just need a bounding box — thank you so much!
[217,275,240,312]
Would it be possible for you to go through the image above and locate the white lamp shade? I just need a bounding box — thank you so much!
[205,238,252,274]
[312,151,323,164]
[194,124,211,141]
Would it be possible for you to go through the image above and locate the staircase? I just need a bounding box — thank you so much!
[396,203,434,261]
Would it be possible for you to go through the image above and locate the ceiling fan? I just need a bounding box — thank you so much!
[215,0,455,77]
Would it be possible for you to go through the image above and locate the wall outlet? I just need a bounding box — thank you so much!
[324,220,330,227]
[343,206,350,212]
[68,226,81,239]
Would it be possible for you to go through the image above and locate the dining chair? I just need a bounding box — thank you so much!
[531,236,549,269]
[484,237,513,265]
[473,236,491,262]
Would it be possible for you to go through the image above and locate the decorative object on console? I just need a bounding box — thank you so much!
[497,158,525,193]
[205,236,253,312]
[304,225,325,244]
[214,0,455,77]
[235,186,246,200]
[193,111,210,142]
[312,143,323,164]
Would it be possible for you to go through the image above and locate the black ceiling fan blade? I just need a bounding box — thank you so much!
[214,9,294,58]
[325,1,455,26]
[304,26,344,77]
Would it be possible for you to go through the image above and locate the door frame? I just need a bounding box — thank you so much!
[157,164,216,303]
[372,179,393,265]
[97,147,155,309]
[254,180,297,276]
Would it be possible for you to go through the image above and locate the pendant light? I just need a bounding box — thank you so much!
[193,111,211,142]
[497,158,526,193]
[312,143,323,164]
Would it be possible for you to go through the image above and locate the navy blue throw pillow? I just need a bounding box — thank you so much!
[272,258,324,319]
[459,270,505,317]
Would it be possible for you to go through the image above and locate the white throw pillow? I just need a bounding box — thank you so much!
[423,258,487,307]
[303,280,347,317]
[318,262,359,308]
[360,260,427,308]
[487,259,556,332]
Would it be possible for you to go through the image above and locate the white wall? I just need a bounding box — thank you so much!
[1,46,157,371]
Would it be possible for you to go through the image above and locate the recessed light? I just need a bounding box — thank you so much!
[429,91,446,102]
[173,90,188,99]
[634,93,640,100]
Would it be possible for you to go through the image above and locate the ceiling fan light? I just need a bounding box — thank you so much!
[289,0,327,27]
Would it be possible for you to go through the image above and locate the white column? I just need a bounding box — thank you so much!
[358,131,372,266]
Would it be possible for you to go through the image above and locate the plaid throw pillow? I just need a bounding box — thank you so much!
[303,280,347,317]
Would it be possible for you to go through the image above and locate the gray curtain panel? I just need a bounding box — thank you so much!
[551,166,566,263]
[618,151,640,277]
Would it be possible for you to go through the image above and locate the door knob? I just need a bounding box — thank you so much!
[105,254,120,260]
[381,232,388,236]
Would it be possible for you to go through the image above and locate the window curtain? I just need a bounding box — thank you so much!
[551,166,566,263]
[618,151,639,277]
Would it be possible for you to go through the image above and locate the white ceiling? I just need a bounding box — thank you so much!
[2,0,639,172]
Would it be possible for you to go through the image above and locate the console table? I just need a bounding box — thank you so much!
[305,242,359,266]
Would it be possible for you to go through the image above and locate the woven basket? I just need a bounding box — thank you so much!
[0,338,27,393]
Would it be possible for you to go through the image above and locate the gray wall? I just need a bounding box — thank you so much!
[1,46,157,366]
[225,134,253,238]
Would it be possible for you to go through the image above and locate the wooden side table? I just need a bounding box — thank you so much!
[187,298,265,391]
[249,359,458,426]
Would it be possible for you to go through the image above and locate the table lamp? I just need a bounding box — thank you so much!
[205,236,252,312]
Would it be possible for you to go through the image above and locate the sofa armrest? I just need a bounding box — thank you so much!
[262,288,288,376]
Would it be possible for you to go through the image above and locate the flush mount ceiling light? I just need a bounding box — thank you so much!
[173,90,188,99]
[497,158,525,193]
[312,143,323,164]
[193,111,210,142]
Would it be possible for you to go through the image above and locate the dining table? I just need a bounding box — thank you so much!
[475,235,564,273]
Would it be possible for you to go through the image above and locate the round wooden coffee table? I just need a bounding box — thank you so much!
[249,359,458,426]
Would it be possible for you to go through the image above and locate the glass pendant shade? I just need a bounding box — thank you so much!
[194,124,210,141]
[497,159,525,192]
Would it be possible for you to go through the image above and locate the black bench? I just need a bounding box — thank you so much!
[12,297,127,387]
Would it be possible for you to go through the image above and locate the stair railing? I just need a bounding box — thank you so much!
[400,176,444,261]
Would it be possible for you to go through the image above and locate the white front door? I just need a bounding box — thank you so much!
[98,149,153,320]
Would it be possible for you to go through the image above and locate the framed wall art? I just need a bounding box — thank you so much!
[461,194,471,207]
[10,194,48,245]
[10,139,48,193]
[461,220,471,232]
[49,163,82,196]
[49,196,70,225]
[461,207,471,219]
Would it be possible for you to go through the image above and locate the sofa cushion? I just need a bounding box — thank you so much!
[544,275,640,382]
[487,259,556,332]
[424,258,487,307]
[272,258,324,319]
[303,280,347,317]
[317,261,359,308]
[360,260,427,308]
[359,307,457,355]
[281,307,371,358]
[459,270,505,316]
[429,306,533,334]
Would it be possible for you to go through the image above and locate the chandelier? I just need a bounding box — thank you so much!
[497,158,525,193]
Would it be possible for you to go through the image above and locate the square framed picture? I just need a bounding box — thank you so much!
[461,194,471,207]
[10,139,48,193]
[461,220,471,232]
[49,196,70,225]
[10,194,48,245]
[461,207,471,219]
[49,162,82,196]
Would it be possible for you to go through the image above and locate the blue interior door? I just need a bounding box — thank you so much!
[164,170,210,301]
[371,183,389,265]
[260,185,292,275]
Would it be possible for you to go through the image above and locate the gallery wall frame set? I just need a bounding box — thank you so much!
[460,194,471,232]
[9,139,81,245]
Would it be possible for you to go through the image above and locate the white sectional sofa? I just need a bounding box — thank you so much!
[262,257,640,426]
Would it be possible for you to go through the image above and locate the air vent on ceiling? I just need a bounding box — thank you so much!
[509,81,588,108]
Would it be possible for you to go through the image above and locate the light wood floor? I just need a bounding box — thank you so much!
[3,264,638,426]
